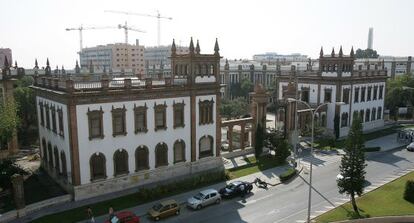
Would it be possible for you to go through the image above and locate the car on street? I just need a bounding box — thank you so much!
[407,142,414,152]
[219,181,253,198]
[148,199,180,221]
[187,189,221,210]
[104,211,140,223]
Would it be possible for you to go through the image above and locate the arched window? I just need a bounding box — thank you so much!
[377,107,382,120]
[341,113,348,127]
[365,109,370,122]
[199,135,213,159]
[173,140,186,163]
[60,151,67,177]
[90,153,106,181]
[372,108,376,121]
[47,142,53,168]
[113,149,129,176]
[54,146,60,174]
[135,146,149,171]
[155,143,168,167]
[321,114,327,127]
[42,138,47,165]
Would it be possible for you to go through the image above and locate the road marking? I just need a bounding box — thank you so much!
[243,193,273,205]
[266,209,280,215]
[315,210,326,213]
[296,220,306,223]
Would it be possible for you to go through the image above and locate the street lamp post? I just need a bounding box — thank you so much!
[287,98,344,223]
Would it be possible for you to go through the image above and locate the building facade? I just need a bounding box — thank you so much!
[355,56,413,79]
[80,40,145,76]
[277,47,387,138]
[144,45,189,78]
[32,38,223,200]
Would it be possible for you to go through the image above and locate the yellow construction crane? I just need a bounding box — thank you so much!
[105,10,172,46]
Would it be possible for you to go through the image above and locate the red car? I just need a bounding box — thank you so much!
[104,211,140,223]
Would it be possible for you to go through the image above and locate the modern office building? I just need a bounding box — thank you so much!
[32,38,223,200]
[144,45,189,78]
[79,40,145,76]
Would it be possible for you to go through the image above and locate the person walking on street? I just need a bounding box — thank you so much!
[87,206,95,223]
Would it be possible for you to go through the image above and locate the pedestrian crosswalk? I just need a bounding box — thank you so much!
[299,152,342,171]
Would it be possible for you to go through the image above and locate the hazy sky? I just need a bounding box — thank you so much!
[0,0,413,68]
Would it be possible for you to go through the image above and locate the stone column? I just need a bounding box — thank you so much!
[250,84,269,148]
[240,123,246,150]
[11,174,25,216]
[228,125,233,152]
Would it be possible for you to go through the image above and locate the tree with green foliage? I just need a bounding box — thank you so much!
[355,48,379,58]
[385,74,414,119]
[254,124,264,158]
[274,139,291,163]
[230,78,253,99]
[0,100,20,148]
[220,98,249,119]
[337,115,367,217]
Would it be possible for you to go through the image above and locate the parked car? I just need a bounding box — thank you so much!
[104,211,140,223]
[219,181,253,198]
[187,189,221,210]
[148,199,180,221]
[407,142,414,152]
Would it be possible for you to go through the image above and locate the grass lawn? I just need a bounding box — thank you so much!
[226,155,284,179]
[314,171,414,223]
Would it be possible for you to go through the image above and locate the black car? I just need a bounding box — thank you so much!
[219,181,253,198]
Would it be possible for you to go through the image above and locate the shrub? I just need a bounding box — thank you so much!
[279,168,297,182]
[363,146,381,152]
[404,180,414,203]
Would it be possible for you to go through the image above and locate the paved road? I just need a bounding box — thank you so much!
[137,148,414,223]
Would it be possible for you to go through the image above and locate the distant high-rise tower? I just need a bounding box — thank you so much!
[367,27,374,49]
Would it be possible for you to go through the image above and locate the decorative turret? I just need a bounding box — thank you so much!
[189,37,194,54]
[320,47,324,58]
[171,39,176,56]
[45,58,51,75]
[75,60,80,74]
[214,38,220,56]
[224,58,229,70]
[14,61,18,69]
[339,46,343,57]
[196,40,200,54]
[350,47,354,58]
[62,65,66,75]
[331,47,335,57]
[34,59,39,69]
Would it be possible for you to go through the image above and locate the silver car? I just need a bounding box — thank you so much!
[187,189,221,210]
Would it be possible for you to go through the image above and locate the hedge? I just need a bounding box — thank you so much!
[404,180,414,203]
[363,146,381,152]
[279,168,297,182]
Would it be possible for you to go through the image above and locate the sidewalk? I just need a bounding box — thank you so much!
[80,163,296,223]
[364,133,408,152]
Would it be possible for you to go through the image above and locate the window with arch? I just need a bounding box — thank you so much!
[365,109,370,122]
[60,151,67,178]
[174,140,186,163]
[45,103,50,129]
[321,114,327,127]
[341,113,348,127]
[377,107,382,120]
[113,149,129,176]
[54,146,60,174]
[39,101,45,126]
[51,105,57,133]
[359,110,365,122]
[372,108,376,121]
[135,146,149,171]
[42,138,47,165]
[155,143,168,167]
[373,86,378,100]
[90,153,107,181]
[88,107,104,140]
[204,64,209,76]
[57,107,64,137]
[47,142,53,168]
[199,135,213,159]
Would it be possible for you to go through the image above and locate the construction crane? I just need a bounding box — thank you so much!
[118,21,146,45]
[65,25,114,52]
[105,10,173,46]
